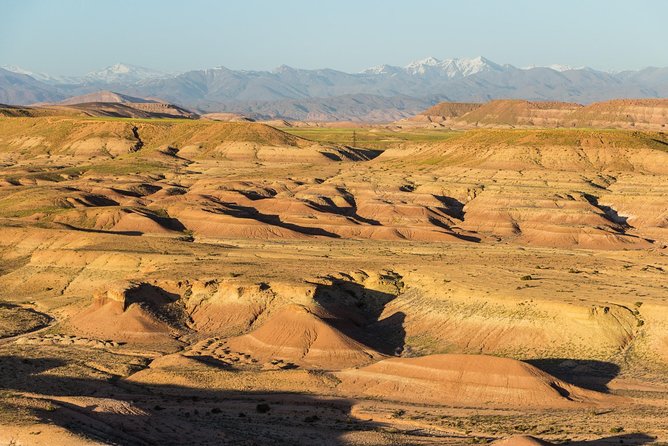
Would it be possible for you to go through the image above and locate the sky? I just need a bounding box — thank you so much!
[1,0,667,76]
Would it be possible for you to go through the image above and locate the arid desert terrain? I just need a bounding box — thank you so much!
[0,101,667,445]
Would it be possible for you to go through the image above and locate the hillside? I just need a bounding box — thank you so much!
[1,115,667,445]
[1,93,198,119]
[419,101,482,117]
[58,91,158,105]
[55,90,199,119]
[455,99,583,126]
[403,98,668,130]
[0,116,377,162]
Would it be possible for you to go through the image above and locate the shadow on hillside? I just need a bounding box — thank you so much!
[205,195,341,238]
[526,358,621,393]
[427,216,481,242]
[312,277,406,355]
[57,222,143,236]
[433,194,465,220]
[143,211,187,232]
[0,354,364,446]
[304,186,382,226]
[0,355,657,445]
[583,193,630,227]
[566,433,655,445]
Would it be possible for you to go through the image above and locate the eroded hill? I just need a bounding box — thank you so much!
[402,98,668,131]
[0,115,667,445]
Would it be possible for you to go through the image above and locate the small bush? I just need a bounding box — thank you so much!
[391,409,406,418]
[256,403,270,413]
[165,187,187,196]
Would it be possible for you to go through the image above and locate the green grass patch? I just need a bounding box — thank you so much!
[280,127,459,150]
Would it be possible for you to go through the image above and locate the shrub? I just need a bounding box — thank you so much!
[391,409,406,418]
[256,403,270,413]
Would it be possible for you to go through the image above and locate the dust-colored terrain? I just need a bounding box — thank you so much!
[399,99,668,131]
[0,113,667,445]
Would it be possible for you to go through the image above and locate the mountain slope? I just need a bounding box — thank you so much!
[2,57,668,121]
[0,68,64,104]
[83,63,169,83]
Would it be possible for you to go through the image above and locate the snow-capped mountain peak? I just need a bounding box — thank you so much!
[83,63,168,84]
[402,56,502,78]
[407,56,440,67]
[521,64,589,72]
[362,64,403,75]
[1,65,42,78]
[0,65,78,84]
[404,56,442,75]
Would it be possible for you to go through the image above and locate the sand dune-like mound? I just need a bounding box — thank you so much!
[51,207,183,235]
[492,435,554,446]
[224,304,382,369]
[336,354,615,408]
[68,282,189,348]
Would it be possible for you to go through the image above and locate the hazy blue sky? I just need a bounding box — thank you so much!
[2,0,667,75]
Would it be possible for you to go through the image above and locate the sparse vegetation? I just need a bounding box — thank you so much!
[391,409,406,418]
[280,127,458,150]
[256,403,271,413]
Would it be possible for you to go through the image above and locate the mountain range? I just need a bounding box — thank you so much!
[2,57,668,121]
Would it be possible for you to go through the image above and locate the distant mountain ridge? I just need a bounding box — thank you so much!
[1,57,668,121]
